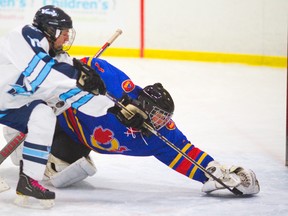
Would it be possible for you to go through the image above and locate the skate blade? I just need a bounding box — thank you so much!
[14,194,55,209]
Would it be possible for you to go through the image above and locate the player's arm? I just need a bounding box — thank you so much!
[73,58,106,95]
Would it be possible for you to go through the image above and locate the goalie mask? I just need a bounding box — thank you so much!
[33,5,76,53]
[138,83,174,130]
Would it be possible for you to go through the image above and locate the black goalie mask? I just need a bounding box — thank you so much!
[138,83,174,130]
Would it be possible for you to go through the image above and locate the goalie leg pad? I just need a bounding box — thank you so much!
[45,155,97,188]
[0,176,10,193]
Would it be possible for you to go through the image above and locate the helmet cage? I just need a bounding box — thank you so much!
[138,83,174,131]
[148,106,173,130]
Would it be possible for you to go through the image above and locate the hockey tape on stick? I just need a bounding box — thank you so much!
[105,93,243,196]
[93,29,123,58]
[0,132,26,165]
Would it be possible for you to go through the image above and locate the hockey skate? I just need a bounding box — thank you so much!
[14,161,55,209]
[202,161,260,195]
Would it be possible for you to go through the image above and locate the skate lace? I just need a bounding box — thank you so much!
[30,179,47,192]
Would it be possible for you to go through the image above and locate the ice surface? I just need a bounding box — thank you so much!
[0,58,287,215]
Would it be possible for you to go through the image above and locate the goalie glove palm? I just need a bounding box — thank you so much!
[73,58,106,95]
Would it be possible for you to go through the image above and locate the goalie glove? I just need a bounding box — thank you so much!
[108,94,148,130]
[73,58,106,95]
[202,161,260,195]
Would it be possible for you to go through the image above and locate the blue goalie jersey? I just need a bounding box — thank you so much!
[57,57,214,183]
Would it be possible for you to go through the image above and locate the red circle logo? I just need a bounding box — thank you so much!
[122,80,135,93]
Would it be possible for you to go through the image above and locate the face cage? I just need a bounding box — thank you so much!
[57,28,76,51]
[148,106,173,131]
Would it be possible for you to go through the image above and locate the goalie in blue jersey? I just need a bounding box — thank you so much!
[4,57,260,196]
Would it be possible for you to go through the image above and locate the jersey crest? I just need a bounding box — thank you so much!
[90,126,129,153]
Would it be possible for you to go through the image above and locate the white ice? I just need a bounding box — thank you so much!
[0,58,287,215]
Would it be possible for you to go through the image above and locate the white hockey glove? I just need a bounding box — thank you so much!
[202,161,260,195]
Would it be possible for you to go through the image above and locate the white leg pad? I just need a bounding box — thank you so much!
[45,155,97,188]
[0,176,10,193]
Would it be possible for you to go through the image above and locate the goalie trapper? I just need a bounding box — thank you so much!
[202,161,260,195]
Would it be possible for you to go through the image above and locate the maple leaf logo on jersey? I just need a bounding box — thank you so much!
[93,127,113,144]
[90,126,130,153]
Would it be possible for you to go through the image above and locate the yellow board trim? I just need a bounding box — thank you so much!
[68,46,287,68]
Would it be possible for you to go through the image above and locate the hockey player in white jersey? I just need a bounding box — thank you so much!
[0,5,106,208]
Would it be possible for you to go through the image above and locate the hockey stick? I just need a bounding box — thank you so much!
[93,29,122,58]
[105,93,244,196]
[0,132,26,165]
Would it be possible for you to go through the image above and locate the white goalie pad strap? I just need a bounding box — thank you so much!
[0,176,10,193]
[44,154,70,178]
[49,156,97,188]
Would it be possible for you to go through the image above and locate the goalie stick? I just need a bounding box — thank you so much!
[0,132,25,192]
[105,93,244,196]
[0,132,26,165]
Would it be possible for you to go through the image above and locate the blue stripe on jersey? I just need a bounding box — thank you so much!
[29,57,55,92]
[59,88,82,101]
[23,52,47,77]
[71,94,94,109]
[0,114,7,118]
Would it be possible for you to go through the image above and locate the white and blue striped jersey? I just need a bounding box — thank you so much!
[0,24,96,114]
